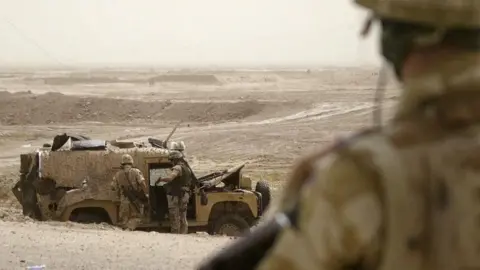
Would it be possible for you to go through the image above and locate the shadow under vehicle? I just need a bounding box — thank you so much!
[12,133,271,236]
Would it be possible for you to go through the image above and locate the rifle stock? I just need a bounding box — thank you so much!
[120,186,143,213]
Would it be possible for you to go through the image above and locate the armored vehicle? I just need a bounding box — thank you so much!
[12,133,271,236]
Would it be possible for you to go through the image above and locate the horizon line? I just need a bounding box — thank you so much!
[0,63,381,71]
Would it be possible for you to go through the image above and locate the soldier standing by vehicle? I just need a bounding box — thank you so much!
[198,1,480,270]
[111,154,149,231]
[156,151,192,234]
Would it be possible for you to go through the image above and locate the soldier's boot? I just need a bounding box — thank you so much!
[118,216,129,230]
[124,217,141,231]
[179,220,188,234]
[179,208,188,234]
[168,208,181,234]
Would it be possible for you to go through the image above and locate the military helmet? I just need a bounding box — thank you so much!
[121,154,134,165]
[168,150,183,160]
[355,0,480,29]
[355,0,480,79]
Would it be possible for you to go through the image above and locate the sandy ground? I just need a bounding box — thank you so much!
[0,218,230,270]
[0,67,399,269]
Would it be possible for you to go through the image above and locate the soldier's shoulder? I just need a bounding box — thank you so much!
[131,168,143,174]
[172,164,183,170]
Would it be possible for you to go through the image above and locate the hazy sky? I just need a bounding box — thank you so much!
[0,0,380,67]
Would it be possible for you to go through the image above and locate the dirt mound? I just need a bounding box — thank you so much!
[42,76,122,85]
[161,101,265,122]
[39,76,148,85]
[150,74,220,84]
[0,91,266,125]
[32,74,219,86]
[0,91,171,125]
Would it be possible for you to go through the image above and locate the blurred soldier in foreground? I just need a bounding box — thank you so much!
[156,151,192,234]
[198,0,480,269]
[111,154,149,230]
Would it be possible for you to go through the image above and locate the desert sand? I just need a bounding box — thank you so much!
[0,67,399,269]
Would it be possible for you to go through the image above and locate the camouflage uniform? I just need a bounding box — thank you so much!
[166,165,190,234]
[253,1,480,270]
[157,151,191,234]
[111,154,148,230]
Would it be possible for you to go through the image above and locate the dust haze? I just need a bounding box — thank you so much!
[0,0,379,67]
[0,1,392,269]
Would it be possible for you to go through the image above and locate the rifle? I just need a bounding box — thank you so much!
[197,206,298,270]
[119,169,149,213]
[120,185,143,213]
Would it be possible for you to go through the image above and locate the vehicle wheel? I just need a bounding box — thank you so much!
[210,214,250,237]
[255,180,271,211]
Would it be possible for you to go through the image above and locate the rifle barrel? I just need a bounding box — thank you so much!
[163,121,182,148]
[197,218,281,270]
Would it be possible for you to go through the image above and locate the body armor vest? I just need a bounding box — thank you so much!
[165,163,191,196]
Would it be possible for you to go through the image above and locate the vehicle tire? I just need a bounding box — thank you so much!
[210,214,250,237]
[255,180,271,211]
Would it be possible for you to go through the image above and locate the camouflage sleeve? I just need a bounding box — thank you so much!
[168,165,182,178]
[159,165,182,183]
[172,165,182,177]
[134,168,146,184]
[257,150,383,270]
[134,169,148,194]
